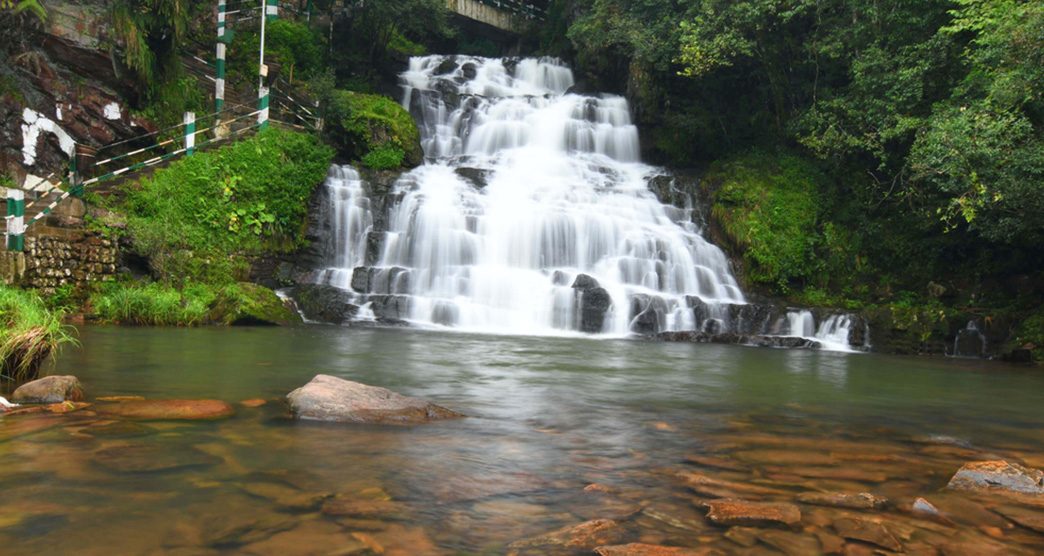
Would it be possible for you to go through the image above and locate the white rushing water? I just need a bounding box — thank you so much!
[314,55,860,349]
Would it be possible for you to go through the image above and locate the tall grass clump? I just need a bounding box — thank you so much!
[0,285,73,381]
[90,282,216,326]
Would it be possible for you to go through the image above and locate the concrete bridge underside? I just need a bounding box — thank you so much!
[446,0,543,33]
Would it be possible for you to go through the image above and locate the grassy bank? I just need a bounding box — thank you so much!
[0,285,72,381]
[87,126,333,326]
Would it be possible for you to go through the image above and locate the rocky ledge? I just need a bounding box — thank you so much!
[656,331,822,350]
[286,374,464,425]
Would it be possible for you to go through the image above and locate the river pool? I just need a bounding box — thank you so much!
[2,325,1042,554]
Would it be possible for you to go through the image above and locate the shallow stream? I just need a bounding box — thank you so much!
[2,325,1042,554]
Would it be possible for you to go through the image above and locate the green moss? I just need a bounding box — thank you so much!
[326,90,421,168]
[115,127,333,285]
[707,151,826,292]
[0,285,73,381]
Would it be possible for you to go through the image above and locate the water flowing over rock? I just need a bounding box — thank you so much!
[286,374,463,424]
[307,55,862,349]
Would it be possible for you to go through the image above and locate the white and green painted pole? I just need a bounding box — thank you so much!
[266,0,278,21]
[258,0,270,129]
[184,112,197,155]
[215,0,227,113]
[5,189,25,252]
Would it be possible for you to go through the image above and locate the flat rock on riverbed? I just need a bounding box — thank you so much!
[97,399,235,420]
[286,374,464,424]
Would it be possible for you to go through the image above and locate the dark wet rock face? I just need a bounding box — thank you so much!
[657,331,822,350]
[11,375,84,404]
[573,274,612,333]
[946,460,1044,495]
[286,374,464,425]
[289,284,358,325]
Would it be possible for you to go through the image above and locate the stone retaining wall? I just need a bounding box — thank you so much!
[1,228,116,292]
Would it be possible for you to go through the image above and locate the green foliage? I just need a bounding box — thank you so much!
[135,75,207,131]
[361,146,405,170]
[116,128,333,285]
[1013,311,1044,362]
[1,0,46,21]
[325,90,420,168]
[709,152,825,291]
[231,19,325,83]
[0,285,72,381]
[109,0,198,92]
[90,280,214,326]
[89,281,297,326]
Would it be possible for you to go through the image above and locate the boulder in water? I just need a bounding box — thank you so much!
[286,374,464,424]
[946,460,1044,495]
[11,375,84,404]
[573,275,611,333]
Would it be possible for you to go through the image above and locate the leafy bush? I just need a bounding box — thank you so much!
[361,145,405,170]
[117,127,333,284]
[0,285,72,381]
[231,19,324,83]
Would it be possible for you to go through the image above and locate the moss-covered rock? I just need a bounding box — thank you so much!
[325,90,422,169]
[209,283,300,326]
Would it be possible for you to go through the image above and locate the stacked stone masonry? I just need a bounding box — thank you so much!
[2,231,117,291]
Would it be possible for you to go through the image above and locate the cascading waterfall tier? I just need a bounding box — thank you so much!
[312,55,862,349]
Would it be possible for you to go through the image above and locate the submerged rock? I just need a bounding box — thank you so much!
[93,444,222,473]
[656,331,822,350]
[12,375,84,404]
[594,543,709,555]
[946,460,1044,495]
[831,517,902,552]
[508,519,625,551]
[98,399,235,421]
[796,491,888,510]
[703,499,801,527]
[286,374,464,424]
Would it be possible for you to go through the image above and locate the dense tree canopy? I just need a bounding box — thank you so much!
[544,0,1043,298]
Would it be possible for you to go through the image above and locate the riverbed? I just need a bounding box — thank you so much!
[2,325,1043,554]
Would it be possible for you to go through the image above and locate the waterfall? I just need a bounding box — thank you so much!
[312,55,861,350]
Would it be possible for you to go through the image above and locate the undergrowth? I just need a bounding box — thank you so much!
[0,285,73,381]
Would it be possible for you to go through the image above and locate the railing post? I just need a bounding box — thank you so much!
[258,87,270,129]
[5,189,24,252]
[216,0,227,114]
[266,0,279,21]
[184,112,197,155]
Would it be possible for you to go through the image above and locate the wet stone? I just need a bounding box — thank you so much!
[724,527,759,547]
[92,444,222,473]
[12,375,84,404]
[595,543,711,555]
[831,517,902,552]
[703,499,801,528]
[78,420,154,438]
[508,519,625,551]
[993,505,1044,534]
[321,497,403,519]
[757,529,822,555]
[796,492,888,510]
[684,454,746,472]
[287,374,463,425]
[97,399,235,421]
[947,460,1044,495]
[202,515,297,548]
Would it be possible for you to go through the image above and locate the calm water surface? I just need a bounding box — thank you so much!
[2,325,1042,554]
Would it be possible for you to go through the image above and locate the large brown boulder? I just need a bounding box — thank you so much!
[946,460,1044,495]
[286,374,464,425]
[11,375,84,404]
